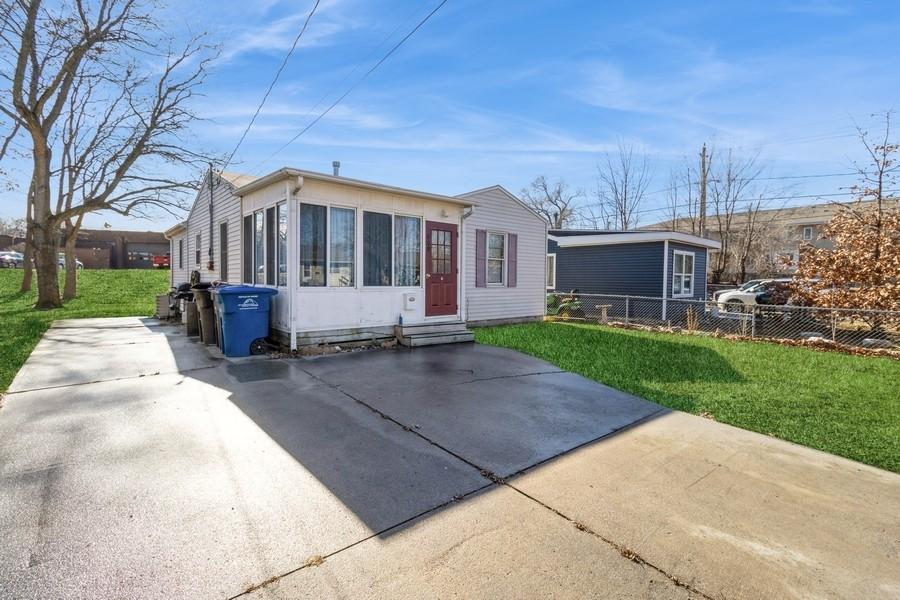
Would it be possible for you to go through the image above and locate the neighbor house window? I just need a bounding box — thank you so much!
[253,210,264,284]
[546,254,556,289]
[487,232,505,285]
[395,215,421,286]
[364,211,392,286]
[195,234,201,265]
[329,207,355,287]
[178,239,183,269]
[802,226,813,241]
[219,222,228,281]
[299,203,326,286]
[672,250,694,297]
[277,203,287,286]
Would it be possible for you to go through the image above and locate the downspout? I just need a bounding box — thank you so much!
[207,165,215,273]
[288,176,303,351]
[461,206,474,322]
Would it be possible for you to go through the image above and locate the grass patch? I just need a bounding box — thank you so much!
[475,321,900,473]
[0,269,169,393]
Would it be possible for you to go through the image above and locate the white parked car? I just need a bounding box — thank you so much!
[712,279,766,302]
[716,279,791,308]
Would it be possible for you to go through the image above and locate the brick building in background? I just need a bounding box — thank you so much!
[72,229,168,269]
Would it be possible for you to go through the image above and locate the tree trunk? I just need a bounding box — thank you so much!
[30,141,62,308]
[63,230,77,300]
[31,220,61,309]
[20,193,34,292]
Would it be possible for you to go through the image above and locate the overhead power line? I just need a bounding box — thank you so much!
[250,0,450,174]
[221,0,322,173]
[634,189,900,219]
[641,171,860,198]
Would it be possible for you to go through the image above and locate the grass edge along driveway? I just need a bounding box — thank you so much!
[475,321,900,473]
[0,269,169,394]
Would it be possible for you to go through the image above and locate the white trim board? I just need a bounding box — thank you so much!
[549,231,721,250]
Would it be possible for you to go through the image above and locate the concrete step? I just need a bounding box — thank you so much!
[395,322,468,337]
[399,331,475,347]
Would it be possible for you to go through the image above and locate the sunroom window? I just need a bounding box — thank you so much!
[395,216,421,286]
[299,203,326,287]
[364,211,392,286]
[329,207,355,287]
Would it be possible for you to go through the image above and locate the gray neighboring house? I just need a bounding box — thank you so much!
[547,230,721,300]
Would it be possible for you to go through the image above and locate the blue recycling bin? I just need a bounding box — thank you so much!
[210,285,278,357]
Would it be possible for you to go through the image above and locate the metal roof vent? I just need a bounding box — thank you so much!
[332,160,341,176]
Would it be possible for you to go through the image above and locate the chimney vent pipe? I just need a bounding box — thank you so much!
[332,161,341,176]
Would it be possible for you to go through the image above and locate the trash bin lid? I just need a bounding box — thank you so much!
[210,285,278,296]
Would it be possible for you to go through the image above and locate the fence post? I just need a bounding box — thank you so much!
[662,298,667,321]
[750,309,756,338]
[831,311,836,342]
[625,296,630,324]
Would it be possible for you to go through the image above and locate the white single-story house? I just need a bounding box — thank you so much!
[165,167,547,348]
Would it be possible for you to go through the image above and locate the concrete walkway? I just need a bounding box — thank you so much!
[1,317,898,599]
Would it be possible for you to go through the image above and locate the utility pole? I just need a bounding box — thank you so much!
[699,143,708,238]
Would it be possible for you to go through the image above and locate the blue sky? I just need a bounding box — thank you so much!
[3,0,900,230]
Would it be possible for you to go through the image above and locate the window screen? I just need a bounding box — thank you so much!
[219,222,228,281]
[277,203,287,286]
[329,207,355,287]
[395,216,421,286]
[242,215,252,283]
[487,232,505,284]
[364,212,392,286]
[265,207,275,285]
[300,203,326,286]
[253,211,264,284]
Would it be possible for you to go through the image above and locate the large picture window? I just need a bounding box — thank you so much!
[364,211,392,286]
[395,216,421,286]
[672,250,694,297]
[300,203,326,286]
[277,203,287,286]
[253,211,264,284]
[487,232,505,285]
[329,207,355,287]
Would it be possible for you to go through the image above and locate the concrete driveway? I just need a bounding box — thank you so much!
[1,318,898,599]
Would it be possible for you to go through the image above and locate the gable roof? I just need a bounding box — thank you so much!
[185,170,257,224]
[235,167,477,207]
[549,229,721,249]
[456,184,547,226]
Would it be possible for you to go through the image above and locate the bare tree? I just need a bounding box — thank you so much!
[591,141,652,230]
[707,149,764,282]
[1,0,215,307]
[520,175,583,229]
[663,159,702,234]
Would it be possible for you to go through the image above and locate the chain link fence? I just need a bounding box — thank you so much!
[546,292,900,350]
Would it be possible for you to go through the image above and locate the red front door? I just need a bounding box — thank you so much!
[425,221,458,317]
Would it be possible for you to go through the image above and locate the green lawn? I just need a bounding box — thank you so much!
[475,321,900,473]
[0,269,169,393]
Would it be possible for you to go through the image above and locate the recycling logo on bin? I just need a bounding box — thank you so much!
[238,295,260,310]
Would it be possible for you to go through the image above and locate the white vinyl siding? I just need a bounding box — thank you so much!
[462,186,547,323]
[180,174,244,286]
